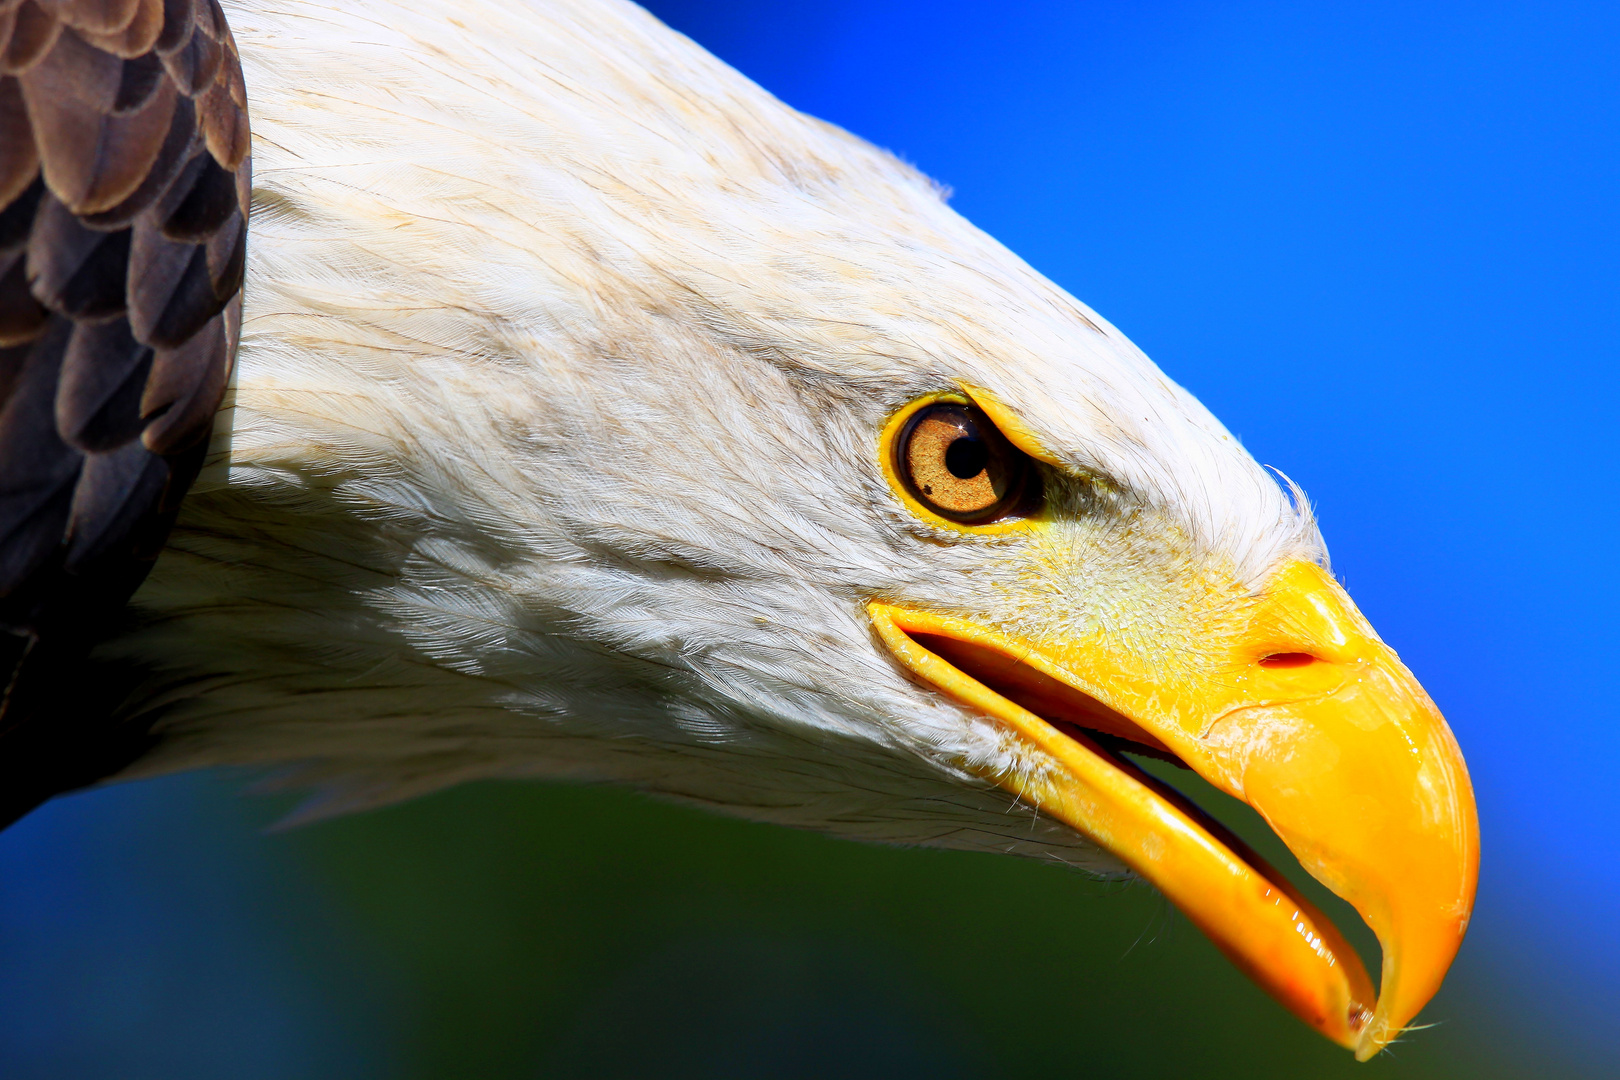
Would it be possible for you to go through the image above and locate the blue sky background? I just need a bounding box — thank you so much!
[2,2,1616,1076]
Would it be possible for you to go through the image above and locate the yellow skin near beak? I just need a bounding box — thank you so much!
[870,559,1479,1060]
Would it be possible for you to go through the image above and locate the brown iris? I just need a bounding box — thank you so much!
[896,402,1035,524]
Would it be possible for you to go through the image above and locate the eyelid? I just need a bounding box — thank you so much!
[957,383,1063,468]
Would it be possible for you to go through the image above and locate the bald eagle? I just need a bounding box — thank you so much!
[0,0,1477,1060]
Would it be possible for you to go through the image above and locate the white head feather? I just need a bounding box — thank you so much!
[110,0,1322,870]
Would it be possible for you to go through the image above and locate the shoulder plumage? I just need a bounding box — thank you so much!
[0,0,249,824]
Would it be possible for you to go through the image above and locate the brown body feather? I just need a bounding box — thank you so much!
[0,0,247,826]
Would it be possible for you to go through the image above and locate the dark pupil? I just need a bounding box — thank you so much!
[944,436,990,479]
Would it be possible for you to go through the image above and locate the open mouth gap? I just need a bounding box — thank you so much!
[907,631,1190,768]
[903,628,1334,943]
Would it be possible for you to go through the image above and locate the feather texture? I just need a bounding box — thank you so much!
[91,0,1321,867]
[1,0,1325,870]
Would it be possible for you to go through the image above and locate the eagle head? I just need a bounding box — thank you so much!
[81,0,1482,1059]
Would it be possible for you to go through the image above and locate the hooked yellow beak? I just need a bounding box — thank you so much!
[869,559,1478,1059]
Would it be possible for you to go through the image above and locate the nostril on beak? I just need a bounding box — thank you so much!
[1260,652,1318,669]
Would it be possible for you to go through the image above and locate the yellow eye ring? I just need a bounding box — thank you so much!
[879,393,1044,534]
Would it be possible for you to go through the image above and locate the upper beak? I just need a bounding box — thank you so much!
[869,559,1478,1060]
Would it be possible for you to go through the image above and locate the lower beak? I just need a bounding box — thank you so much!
[869,559,1478,1060]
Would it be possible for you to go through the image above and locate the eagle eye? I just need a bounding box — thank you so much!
[894,402,1036,524]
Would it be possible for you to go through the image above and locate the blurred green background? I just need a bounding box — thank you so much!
[0,768,1571,1078]
[276,762,1548,1079]
[4,0,1619,1076]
